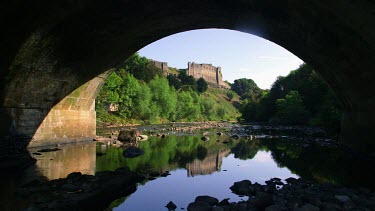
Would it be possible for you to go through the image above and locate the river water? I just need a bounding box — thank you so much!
[2,123,374,210]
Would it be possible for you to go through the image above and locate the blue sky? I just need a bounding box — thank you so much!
[139,29,303,89]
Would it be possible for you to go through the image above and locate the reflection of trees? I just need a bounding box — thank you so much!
[231,140,266,160]
[95,135,234,174]
[261,139,375,189]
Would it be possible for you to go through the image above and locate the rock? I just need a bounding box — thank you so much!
[37,148,61,152]
[122,147,144,158]
[265,205,284,211]
[295,203,319,211]
[248,192,273,210]
[230,180,252,195]
[334,195,351,203]
[96,152,106,156]
[165,201,177,210]
[118,130,140,142]
[231,135,240,139]
[201,136,210,141]
[195,196,219,206]
[66,172,83,182]
[285,177,298,184]
[139,135,148,140]
[218,198,230,206]
[61,183,81,192]
[187,201,212,211]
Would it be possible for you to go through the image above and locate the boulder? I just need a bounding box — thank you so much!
[118,130,140,142]
[165,201,177,210]
[195,196,219,206]
[122,147,144,158]
[138,135,148,140]
[230,180,252,195]
[187,201,212,211]
[201,136,210,141]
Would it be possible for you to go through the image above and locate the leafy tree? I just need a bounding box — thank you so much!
[271,91,311,125]
[178,70,198,91]
[197,78,208,93]
[231,78,262,100]
[120,53,163,82]
[176,90,201,121]
[226,90,235,101]
[148,76,177,119]
[167,75,182,90]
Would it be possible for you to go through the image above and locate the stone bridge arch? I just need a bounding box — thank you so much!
[1,1,374,153]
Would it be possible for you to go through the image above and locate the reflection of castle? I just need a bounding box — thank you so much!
[188,62,230,89]
[186,149,231,177]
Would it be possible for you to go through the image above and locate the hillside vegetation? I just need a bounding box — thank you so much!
[96,53,240,126]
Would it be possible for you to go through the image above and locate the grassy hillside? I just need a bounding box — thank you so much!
[201,87,241,121]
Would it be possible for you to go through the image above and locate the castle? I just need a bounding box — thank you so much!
[149,59,230,89]
[149,59,169,76]
[187,62,230,89]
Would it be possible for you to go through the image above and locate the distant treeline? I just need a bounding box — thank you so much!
[96,53,239,124]
[233,64,342,136]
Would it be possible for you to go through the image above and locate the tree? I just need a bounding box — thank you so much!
[231,78,262,100]
[226,90,235,101]
[120,53,163,82]
[167,74,182,90]
[148,76,177,119]
[271,91,310,125]
[197,78,208,93]
[178,70,198,91]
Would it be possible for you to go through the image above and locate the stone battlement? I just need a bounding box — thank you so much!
[188,62,230,89]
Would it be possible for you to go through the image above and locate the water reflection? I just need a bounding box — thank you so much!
[14,127,374,210]
[27,142,96,180]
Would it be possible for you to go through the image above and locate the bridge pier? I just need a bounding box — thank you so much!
[341,110,375,156]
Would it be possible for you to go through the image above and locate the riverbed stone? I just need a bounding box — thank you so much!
[165,201,177,210]
[187,201,212,211]
[118,130,140,142]
[294,203,320,211]
[334,195,351,203]
[122,146,144,158]
[230,180,252,195]
[195,196,219,206]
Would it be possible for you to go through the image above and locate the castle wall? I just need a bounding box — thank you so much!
[187,62,230,89]
[149,59,169,75]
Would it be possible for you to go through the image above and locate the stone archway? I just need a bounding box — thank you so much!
[1,1,374,154]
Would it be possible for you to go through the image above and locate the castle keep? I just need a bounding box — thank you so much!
[187,62,230,89]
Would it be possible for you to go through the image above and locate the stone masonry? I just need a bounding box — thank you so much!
[187,62,230,89]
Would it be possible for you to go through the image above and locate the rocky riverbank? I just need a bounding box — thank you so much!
[17,167,145,210]
[184,178,375,211]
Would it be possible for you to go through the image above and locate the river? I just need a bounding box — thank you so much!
[1,123,374,210]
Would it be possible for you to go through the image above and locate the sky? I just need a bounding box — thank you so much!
[139,29,303,89]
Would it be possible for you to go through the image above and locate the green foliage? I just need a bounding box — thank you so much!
[197,78,208,93]
[167,74,182,90]
[120,53,163,82]
[226,90,235,101]
[96,53,240,124]
[148,76,177,120]
[271,91,311,125]
[231,78,262,101]
[239,64,342,135]
[178,70,198,92]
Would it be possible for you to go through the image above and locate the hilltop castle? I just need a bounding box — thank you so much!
[149,59,169,76]
[187,62,230,89]
[149,59,230,89]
